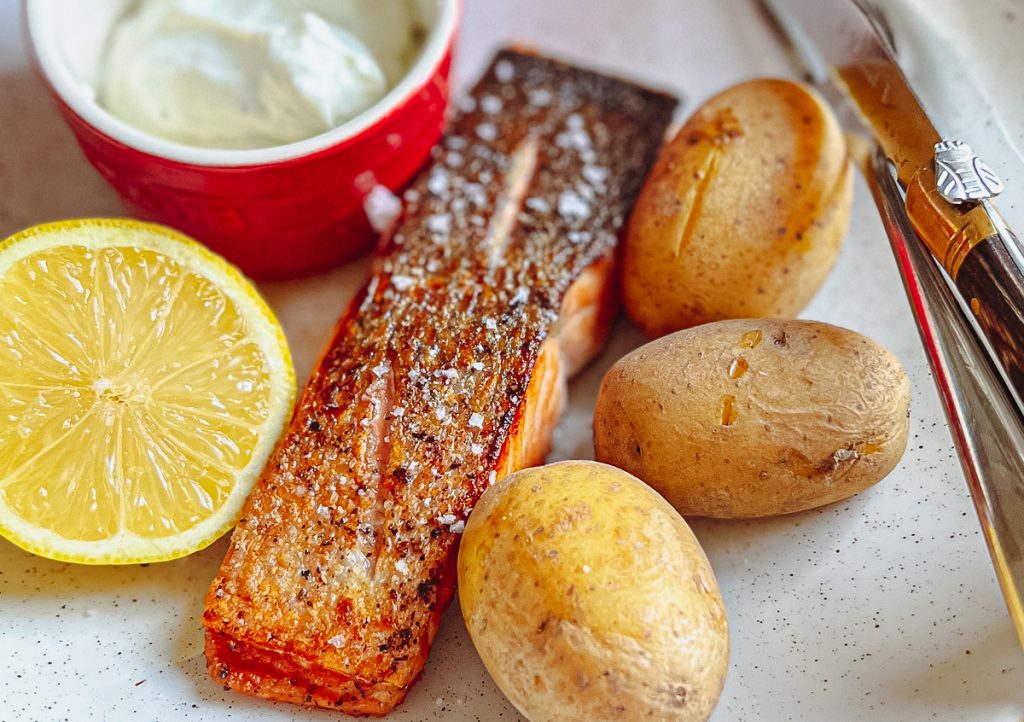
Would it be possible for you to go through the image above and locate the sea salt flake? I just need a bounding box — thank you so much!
[363,185,401,233]
[525,197,550,213]
[583,165,609,186]
[480,95,503,114]
[449,520,466,534]
[391,275,415,291]
[476,122,498,142]
[395,559,410,575]
[470,443,484,454]
[438,514,458,526]
[427,214,452,235]
[372,363,390,377]
[465,183,487,207]
[327,634,346,648]
[528,88,553,107]
[484,318,498,330]
[427,168,448,195]
[558,191,591,220]
[316,505,330,517]
[391,407,406,418]
[495,60,515,82]
[468,412,484,428]
[470,361,485,371]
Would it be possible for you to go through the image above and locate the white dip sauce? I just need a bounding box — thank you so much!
[99,0,423,149]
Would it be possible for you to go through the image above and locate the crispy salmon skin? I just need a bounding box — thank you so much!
[203,49,677,715]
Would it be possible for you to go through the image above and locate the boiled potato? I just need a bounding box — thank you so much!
[458,461,728,722]
[623,78,853,337]
[594,319,909,518]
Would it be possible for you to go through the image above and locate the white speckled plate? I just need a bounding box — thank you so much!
[2,1,1023,720]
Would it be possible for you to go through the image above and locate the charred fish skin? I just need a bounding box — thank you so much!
[203,49,678,715]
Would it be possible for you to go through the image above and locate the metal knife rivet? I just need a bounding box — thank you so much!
[934,139,1004,205]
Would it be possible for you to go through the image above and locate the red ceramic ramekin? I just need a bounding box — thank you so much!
[24,1,460,280]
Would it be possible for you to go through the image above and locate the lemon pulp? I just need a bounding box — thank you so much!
[0,220,295,563]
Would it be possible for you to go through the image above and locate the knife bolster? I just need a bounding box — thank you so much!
[905,165,998,279]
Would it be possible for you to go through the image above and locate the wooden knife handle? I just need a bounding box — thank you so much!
[906,167,1024,408]
[954,231,1024,403]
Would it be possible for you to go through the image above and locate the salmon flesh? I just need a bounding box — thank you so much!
[203,49,678,715]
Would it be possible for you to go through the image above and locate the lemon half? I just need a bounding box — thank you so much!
[0,220,295,564]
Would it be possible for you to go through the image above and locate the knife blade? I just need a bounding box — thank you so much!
[756,0,1024,646]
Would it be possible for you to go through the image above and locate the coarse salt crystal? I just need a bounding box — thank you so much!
[583,165,609,186]
[427,168,448,195]
[488,470,498,485]
[582,565,592,574]
[558,191,591,220]
[470,443,484,454]
[372,363,390,377]
[437,368,458,379]
[511,287,530,305]
[294,486,306,496]
[470,361,484,371]
[495,60,514,82]
[435,406,447,421]
[465,183,487,207]
[446,135,468,150]
[403,188,420,203]
[484,318,498,330]
[363,185,401,233]
[468,412,484,428]
[480,95,503,114]
[427,214,452,235]
[395,559,410,575]
[316,505,330,517]
[438,514,457,525]
[476,122,498,142]
[525,197,550,213]
[529,88,553,107]
[391,407,405,418]
[567,113,585,130]
[327,634,346,648]
[447,151,464,168]
[457,95,477,112]
[390,275,415,292]
[449,520,466,534]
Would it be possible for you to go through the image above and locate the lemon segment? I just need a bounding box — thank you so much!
[0,220,295,564]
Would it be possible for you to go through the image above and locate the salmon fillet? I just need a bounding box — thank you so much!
[203,50,677,715]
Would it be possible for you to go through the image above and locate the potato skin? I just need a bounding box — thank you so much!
[458,461,728,722]
[593,320,910,518]
[623,78,853,337]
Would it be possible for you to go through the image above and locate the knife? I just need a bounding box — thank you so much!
[756,0,1024,645]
